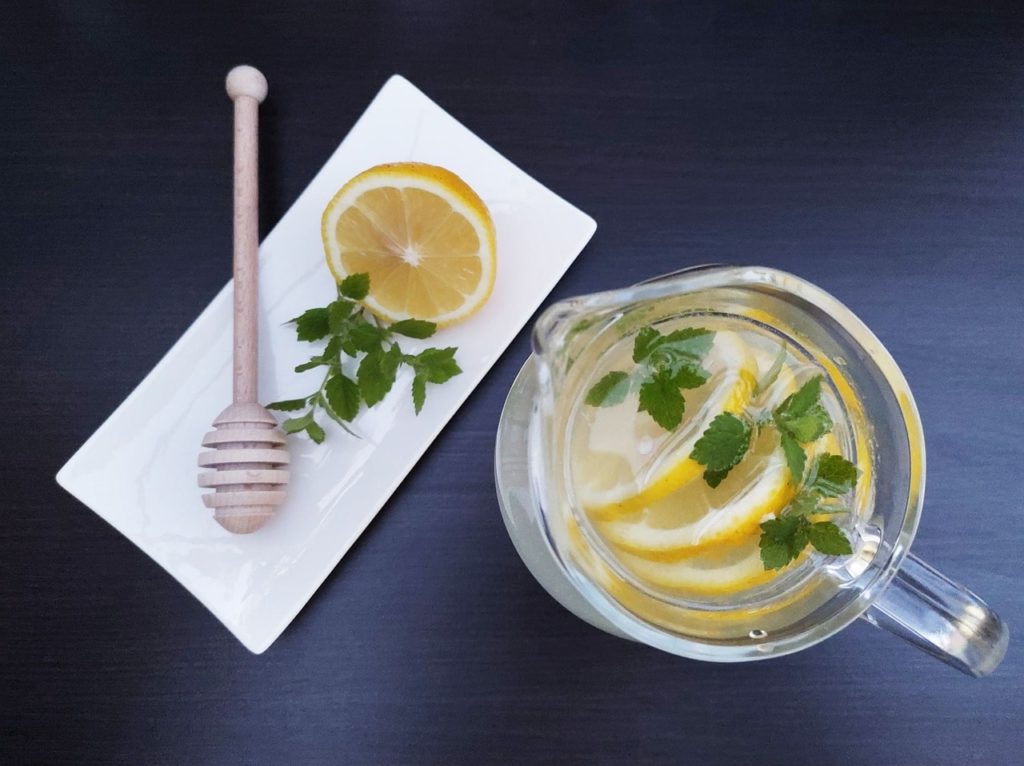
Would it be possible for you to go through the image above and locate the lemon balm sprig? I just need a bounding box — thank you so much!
[267,273,462,443]
[688,373,859,569]
[759,454,857,569]
[585,326,715,430]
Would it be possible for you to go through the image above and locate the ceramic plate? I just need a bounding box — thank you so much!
[56,75,596,653]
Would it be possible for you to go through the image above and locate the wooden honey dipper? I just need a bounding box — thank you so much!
[198,66,288,534]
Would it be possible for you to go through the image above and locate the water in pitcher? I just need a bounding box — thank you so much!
[543,306,875,639]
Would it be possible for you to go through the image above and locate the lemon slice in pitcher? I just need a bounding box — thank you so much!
[597,430,842,557]
[611,531,799,595]
[322,163,497,326]
[576,331,758,517]
[597,437,793,555]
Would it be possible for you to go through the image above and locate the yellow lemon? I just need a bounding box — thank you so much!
[322,163,496,326]
[576,331,758,517]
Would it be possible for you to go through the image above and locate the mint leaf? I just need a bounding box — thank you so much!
[807,521,853,555]
[646,328,714,377]
[638,369,686,430]
[774,375,832,443]
[691,412,752,474]
[349,318,387,353]
[281,412,314,434]
[781,374,822,414]
[295,358,327,373]
[324,372,361,421]
[585,371,630,407]
[672,364,710,390]
[293,308,330,341]
[358,345,402,406]
[759,539,795,571]
[786,491,821,517]
[339,272,370,300]
[412,375,426,414]
[780,431,806,484]
[412,347,461,384]
[305,419,326,444]
[266,398,308,412]
[780,410,833,443]
[632,327,663,363]
[390,318,437,339]
[320,337,344,366]
[656,327,713,362]
[809,454,858,497]
[327,299,355,333]
[754,343,787,397]
[703,468,730,489]
[759,515,810,570]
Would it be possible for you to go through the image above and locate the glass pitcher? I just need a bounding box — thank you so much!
[495,265,1008,676]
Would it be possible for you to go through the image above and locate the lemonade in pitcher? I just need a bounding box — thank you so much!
[498,266,1005,671]
[563,313,873,637]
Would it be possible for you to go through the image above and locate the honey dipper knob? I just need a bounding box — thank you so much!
[198,66,288,534]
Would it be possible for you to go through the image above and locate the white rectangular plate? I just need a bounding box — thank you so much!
[56,75,596,653]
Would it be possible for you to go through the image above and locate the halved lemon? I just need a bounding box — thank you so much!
[322,163,496,326]
[576,331,758,517]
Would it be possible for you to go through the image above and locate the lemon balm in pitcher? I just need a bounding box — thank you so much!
[495,266,1007,675]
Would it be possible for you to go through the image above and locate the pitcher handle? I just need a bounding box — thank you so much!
[861,553,1008,677]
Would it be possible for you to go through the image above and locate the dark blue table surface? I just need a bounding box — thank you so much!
[3,2,1022,763]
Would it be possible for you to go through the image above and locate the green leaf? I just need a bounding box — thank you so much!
[703,468,730,489]
[358,345,402,406]
[323,373,361,421]
[780,431,806,484]
[758,539,795,571]
[633,327,663,363]
[292,308,330,341]
[339,272,371,300]
[691,412,752,472]
[412,375,426,414]
[807,521,853,555]
[809,453,859,497]
[349,319,388,353]
[321,336,344,364]
[780,410,833,443]
[638,369,686,430]
[787,491,822,517]
[295,358,327,373]
[316,395,359,436]
[585,371,630,407]
[672,364,710,390]
[759,515,810,570]
[648,328,714,376]
[281,412,314,434]
[659,327,714,359]
[412,347,461,384]
[773,375,833,443]
[754,343,787,396]
[265,398,309,412]
[781,374,822,415]
[328,299,355,333]
[305,419,326,444]
[340,336,359,357]
[390,318,437,339]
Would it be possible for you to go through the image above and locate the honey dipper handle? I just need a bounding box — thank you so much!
[225,66,268,403]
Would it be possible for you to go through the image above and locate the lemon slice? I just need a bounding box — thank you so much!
[322,162,496,326]
[597,428,794,555]
[576,331,758,517]
[612,531,795,595]
[598,429,843,557]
